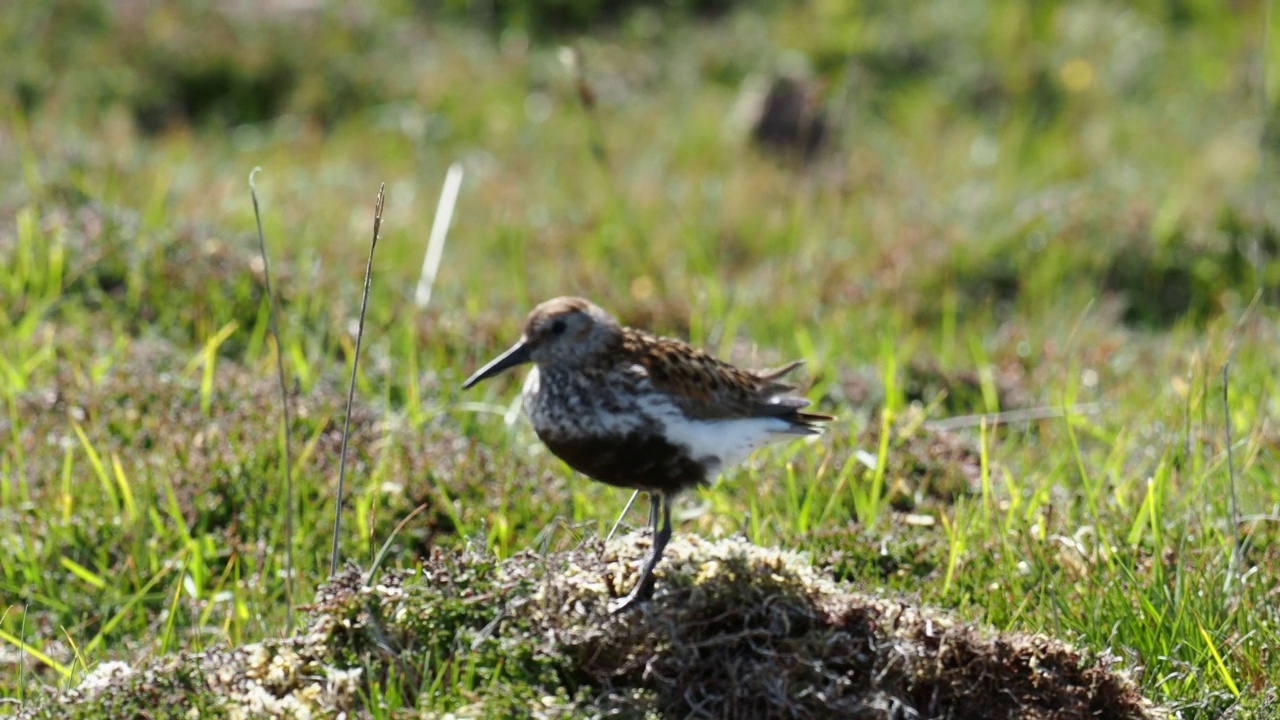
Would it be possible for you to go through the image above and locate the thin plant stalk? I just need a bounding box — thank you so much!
[18,605,26,706]
[1222,361,1241,592]
[249,167,294,631]
[331,184,385,577]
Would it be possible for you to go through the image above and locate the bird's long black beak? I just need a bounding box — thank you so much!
[462,339,532,389]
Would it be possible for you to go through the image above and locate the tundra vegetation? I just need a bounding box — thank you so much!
[1,0,1278,717]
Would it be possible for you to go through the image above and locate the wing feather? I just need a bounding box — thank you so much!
[620,329,831,429]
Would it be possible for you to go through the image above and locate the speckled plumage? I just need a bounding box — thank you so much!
[463,296,831,611]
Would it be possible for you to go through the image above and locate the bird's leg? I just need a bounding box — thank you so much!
[610,493,673,613]
[604,490,641,543]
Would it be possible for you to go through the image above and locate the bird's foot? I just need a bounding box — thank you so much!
[608,574,657,614]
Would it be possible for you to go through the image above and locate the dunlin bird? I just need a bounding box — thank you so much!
[463,297,831,612]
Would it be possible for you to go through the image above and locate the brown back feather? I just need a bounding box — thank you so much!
[619,329,830,424]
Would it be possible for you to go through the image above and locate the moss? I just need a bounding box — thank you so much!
[532,535,1156,719]
[23,536,1159,719]
[21,659,229,720]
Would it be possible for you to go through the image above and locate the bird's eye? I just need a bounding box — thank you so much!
[549,319,567,335]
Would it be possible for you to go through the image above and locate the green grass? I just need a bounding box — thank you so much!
[2,0,1279,716]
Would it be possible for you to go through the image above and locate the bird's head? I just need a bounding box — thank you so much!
[462,296,621,389]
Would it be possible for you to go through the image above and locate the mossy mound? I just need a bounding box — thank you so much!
[24,535,1160,719]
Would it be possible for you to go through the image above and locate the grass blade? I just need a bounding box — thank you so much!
[58,557,106,590]
[0,627,71,679]
[366,503,431,586]
[1198,623,1240,697]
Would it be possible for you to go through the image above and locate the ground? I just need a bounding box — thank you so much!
[1,0,1279,717]
[22,535,1160,720]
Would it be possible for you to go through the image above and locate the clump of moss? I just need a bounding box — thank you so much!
[21,631,362,719]
[26,535,1159,719]
[534,535,1156,719]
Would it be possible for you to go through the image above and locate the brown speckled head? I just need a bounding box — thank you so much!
[520,296,622,366]
[462,296,621,388]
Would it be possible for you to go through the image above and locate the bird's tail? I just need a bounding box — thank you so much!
[756,359,834,434]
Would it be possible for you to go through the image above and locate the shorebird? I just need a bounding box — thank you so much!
[463,296,830,612]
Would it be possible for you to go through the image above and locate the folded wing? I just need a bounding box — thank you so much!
[622,330,833,431]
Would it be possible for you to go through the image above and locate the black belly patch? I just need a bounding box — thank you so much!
[538,431,710,495]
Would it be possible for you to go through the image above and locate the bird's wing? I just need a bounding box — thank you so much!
[622,330,831,425]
